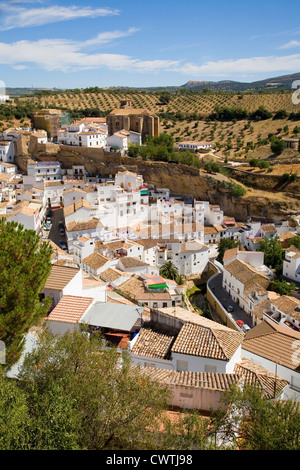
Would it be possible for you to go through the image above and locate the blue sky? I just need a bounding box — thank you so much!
[0,0,300,88]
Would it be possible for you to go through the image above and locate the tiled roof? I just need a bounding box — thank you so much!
[252,298,272,321]
[63,187,86,195]
[285,246,300,259]
[119,257,149,269]
[223,247,238,262]
[44,265,80,291]
[242,319,300,371]
[66,218,103,232]
[99,267,128,282]
[262,224,276,234]
[272,295,300,320]
[121,276,171,301]
[279,232,296,241]
[47,295,93,324]
[204,226,218,235]
[131,327,176,360]
[171,322,244,360]
[104,240,137,251]
[63,199,91,217]
[224,259,269,287]
[234,358,288,399]
[109,108,151,116]
[180,241,208,254]
[133,238,158,250]
[83,252,110,270]
[137,367,241,391]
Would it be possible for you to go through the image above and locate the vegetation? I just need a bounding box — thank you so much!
[217,238,241,264]
[230,184,247,197]
[259,236,285,275]
[270,136,286,155]
[0,329,171,450]
[288,236,300,250]
[1,332,299,451]
[0,218,52,367]
[159,261,179,282]
[269,279,297,296]
[211,384,300,450]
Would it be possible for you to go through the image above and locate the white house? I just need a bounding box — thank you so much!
[23,160,62,187]
[283,245,300,283]
[0,141,14,163]
[42,265,83,308]
[120,274,178,310]
[57,123,107,148]
[106,130,128,150]
[44,180,65,209]
[176,141,213,152]
[65,218,107,253]
[222,251,272,316]
[63,199,92,224]
[242,319,300,402]
[129,317,244,374]
[263,295,300,333]
[82,252,112,277]
[6,200,46,233]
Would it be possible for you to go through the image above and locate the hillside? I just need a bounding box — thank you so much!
[182,72,300,92]
[2,86,300,199]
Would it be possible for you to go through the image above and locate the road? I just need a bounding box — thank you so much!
[48,208,67,249]
[208,273,253,328]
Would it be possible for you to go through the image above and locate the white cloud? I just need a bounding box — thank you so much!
[178,55,300,77]
[0,34,300,78]
[0,4,120,30]
[82,28,140,48]
[278,40,300,50]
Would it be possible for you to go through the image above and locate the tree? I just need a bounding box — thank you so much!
[217,238,240,264]
[269,279,297,296]
[16,329,170,450]
[288,236,300,250]
[270,136,286,155]
[159,261,179,281]
[259,236,284,275]
[0,374,31,450]
[0,218,53,367]
[231,184,247,197]
[211,384,300,450]
[127,143,140,158]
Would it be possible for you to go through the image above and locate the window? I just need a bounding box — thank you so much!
[177,360,188,372]
[205,364,217,373]
[144,362,156,368]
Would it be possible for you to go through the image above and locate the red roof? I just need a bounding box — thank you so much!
[47,295,93,323]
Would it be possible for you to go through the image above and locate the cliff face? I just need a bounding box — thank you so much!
[15,144,299,223]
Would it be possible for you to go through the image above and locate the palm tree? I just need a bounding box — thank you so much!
[159,261,179,281]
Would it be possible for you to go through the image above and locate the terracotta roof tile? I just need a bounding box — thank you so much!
[47,295,93,323]
[171,322,244,360]
[131,328,176,360]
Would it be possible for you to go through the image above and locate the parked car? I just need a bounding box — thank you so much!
[235,320,244,328]
[45,223,51,231]
[59,227,65,236]
[46,217,51,225]
[226,305,234,312]
[241,324,251,333]
[59,240,67,251]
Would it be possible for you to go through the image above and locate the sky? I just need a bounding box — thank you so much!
[0,0,300,89]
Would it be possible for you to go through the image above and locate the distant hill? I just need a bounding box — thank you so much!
[181,73,300,92]
[6,87,63,96]
[5,73,300,96]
